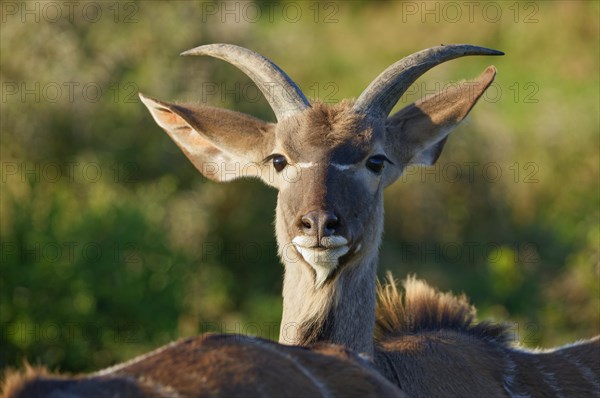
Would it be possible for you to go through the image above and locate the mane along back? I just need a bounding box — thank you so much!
[375,272,512,344]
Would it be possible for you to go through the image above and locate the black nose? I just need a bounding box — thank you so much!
[300,210,340,238]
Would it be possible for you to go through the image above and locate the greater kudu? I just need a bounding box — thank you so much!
[136,43,598,396]
[3,44,598,397]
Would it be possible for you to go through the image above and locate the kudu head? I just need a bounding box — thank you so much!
[140,43,501,292]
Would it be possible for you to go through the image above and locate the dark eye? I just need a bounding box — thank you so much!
[366,155,390,174]
[267,154,288,173]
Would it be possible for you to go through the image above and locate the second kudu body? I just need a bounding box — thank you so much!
[139,43,600,396]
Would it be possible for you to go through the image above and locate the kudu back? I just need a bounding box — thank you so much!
[2,334,403,398]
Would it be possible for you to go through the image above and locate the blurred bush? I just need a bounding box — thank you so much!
[1,1,598,372]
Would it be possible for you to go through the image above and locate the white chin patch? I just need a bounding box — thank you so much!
[292,236,350,288]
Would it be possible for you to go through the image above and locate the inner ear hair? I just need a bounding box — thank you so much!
[386,65,497,166]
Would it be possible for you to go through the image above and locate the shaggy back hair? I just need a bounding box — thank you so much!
[375,273,512,345]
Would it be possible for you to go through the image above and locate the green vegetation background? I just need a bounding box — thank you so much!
[1,1,598,373]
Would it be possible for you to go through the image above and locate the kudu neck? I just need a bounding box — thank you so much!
[279,250,378,357]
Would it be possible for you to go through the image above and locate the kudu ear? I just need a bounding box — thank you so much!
[383,66,496,186]
[139,93,276,183]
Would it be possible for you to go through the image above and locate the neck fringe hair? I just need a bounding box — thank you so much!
[375,272,512,345]
[1,363,55,398]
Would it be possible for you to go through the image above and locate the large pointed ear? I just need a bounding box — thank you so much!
[139,93,276,183]
[382,66,497,186]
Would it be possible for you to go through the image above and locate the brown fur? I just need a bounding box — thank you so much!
[1,363,151,398]
[1,335,404,398]
[373,274,600,397]
[277,100,374,170]
[5,278,597,398]
[171,102,276,156]
[291,100,366,147]
[375,272,510,343]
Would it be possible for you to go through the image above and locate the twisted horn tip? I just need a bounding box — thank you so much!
[180,43,231,57]
[440,44,505,56]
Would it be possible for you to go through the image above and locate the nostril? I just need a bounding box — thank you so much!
[301,214,316,231]
[324,214,339,234]
[328,213,339,224]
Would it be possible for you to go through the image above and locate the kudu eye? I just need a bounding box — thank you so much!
[265,154,288,173]
[366,155,390,174]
